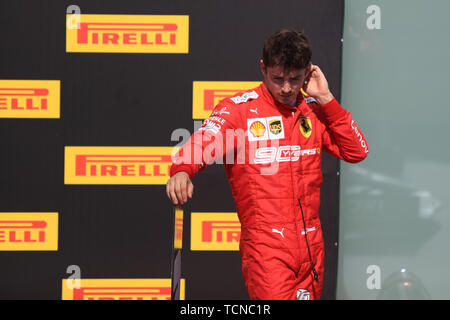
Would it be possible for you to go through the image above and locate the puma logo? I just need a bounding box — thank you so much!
[271,227,285,239]
[250,108,258,114]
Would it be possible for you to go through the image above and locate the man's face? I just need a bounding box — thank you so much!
[260,60,311,105]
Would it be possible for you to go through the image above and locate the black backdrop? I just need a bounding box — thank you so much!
[0,0,343,299]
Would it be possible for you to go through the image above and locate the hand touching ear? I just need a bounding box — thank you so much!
[303,64,334,105]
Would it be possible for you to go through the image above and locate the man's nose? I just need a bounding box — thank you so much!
[281,81,292,93]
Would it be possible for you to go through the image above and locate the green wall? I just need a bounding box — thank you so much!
[338,0,450,299]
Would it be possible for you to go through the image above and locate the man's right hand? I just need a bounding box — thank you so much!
[166,171,194,205]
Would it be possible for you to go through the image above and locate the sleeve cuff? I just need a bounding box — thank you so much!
[320,97,348,123]
[170,164,195,180]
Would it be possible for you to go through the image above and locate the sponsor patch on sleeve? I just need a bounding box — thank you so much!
[230,91,259,104]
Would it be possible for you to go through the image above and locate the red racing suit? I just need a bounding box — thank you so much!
[170,82,369,300]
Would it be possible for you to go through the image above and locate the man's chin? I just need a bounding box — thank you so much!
[277,97,293,105]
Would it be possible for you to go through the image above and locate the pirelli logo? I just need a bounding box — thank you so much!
[66,14,189,53]
[62,279,185,300]
[0,212,58,251]
[192,81,261,119]
[191,212,240,251]
[0,80,60,118]
[65,147,176,185]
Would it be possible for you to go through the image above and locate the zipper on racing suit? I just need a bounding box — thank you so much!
[291,109,319,283]
[298,198,319,283]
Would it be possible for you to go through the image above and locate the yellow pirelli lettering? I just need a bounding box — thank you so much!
[191,212,240,251]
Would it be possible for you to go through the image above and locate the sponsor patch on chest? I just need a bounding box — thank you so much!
[247,116,285,141]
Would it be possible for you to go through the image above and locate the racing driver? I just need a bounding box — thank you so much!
[166,29,369,300]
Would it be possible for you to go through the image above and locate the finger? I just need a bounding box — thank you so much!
[312,65,324,77]
[169,188,178,205]
[187,180,194,198]
[166,181,171,200]
[174,179,185,204]
[166,179,173,201]
[167,178,180,205]
[179,177,188,203]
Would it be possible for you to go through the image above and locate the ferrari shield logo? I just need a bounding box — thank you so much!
[299,117,312,138]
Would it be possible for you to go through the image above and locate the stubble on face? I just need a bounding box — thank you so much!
[261,63,308,105]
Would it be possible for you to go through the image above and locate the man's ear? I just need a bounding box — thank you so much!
[305,62,313,79]
[260,59,266,75]
[302,63,313,91]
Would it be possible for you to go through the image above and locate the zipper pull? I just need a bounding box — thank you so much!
[313,268,319,283]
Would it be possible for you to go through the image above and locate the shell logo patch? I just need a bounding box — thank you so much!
[250,121,266,138]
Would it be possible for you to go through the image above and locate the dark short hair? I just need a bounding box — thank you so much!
[262,29,312,70]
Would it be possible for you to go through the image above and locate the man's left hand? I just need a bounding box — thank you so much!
[303,64,334,105]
